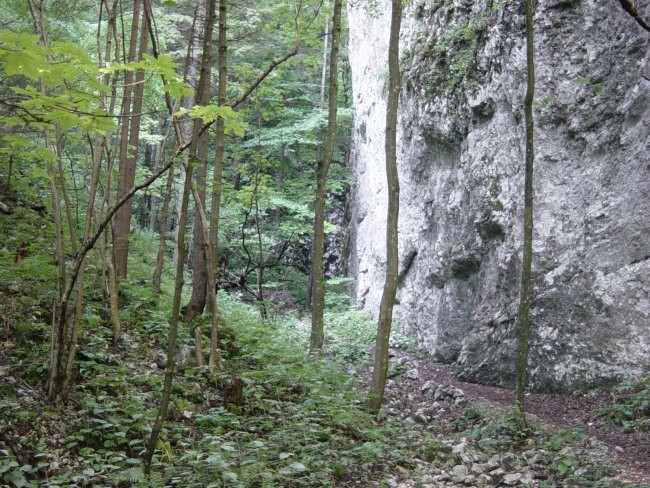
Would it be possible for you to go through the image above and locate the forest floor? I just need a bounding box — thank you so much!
[1,287,649,487]
[362,349,650,486]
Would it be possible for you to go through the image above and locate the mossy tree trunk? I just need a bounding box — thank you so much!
[114,0,143,279]
[182,0,214,325]
[143,0,217,473]
[207,0,228,318]
[367,0,402,415]
[310,0,342,353]
[515,0,536,428]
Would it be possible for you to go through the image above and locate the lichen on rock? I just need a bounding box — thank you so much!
[348,0,650,391]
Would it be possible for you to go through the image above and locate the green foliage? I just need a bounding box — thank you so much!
[403,2,492,97]
[573,76,605,96]
[176,104,245,136]
[599,376,650,432]
[126,292,418,486]
[0,458,38,488]
[458,407,533,451]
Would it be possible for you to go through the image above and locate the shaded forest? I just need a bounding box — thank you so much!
[0,0,648,486]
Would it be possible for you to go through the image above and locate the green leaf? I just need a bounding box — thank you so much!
[222,471,238,481]
[2,134,32,149]
[288,462,307,472]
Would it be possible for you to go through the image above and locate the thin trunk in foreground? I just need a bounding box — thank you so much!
[310,0,342,353]
[367,0,402,415]
[143,0,217,473]
[207,0,228,322]
[515,0,536,428]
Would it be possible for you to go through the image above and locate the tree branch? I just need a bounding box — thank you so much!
[618,0,650,33]
[228,47,300,109]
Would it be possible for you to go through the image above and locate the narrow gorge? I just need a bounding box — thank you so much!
[347,0,650,392]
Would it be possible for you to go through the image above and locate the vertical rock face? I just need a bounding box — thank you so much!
[348,0,650,391]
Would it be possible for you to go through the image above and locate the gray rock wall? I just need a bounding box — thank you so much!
[348,0,650,391]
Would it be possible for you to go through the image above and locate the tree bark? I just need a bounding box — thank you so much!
[152,164,174,293]
[182,124,211,323]
[207,0,228,320]
[617,0,650,33]
[26,0,69,402]
[310,0,342,353]
[515,0,536,428]
[114,0,142,278]
[144,0,218,472]
[183,0,214,323]
[319,16,329,110]
[190,183,222,372]
[367,0,402,415]
[142,158,192,474]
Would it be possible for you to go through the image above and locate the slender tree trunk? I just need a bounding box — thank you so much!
[254,179,267,320]
[204,0,228,376]
[105,247,122,342]
[207,0,228,320]
[172,4,201,269]
[27,0,69,402]
[143,159,191,474]
[182,2,216,368]
[152,164,174,293]
[319,16,329,110]
[55,127,77,255]
[114,0,142,278]
[310,0,342,353]
[62,128,107,389]
[183,130,210,323]
[183,0,214,323]
[515,0,536,428]
[367,0,402,415]
[144,0,217,472]
[190,184,222,372]
[145,0,194,294]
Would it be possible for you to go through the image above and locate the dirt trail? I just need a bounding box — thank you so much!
[376,351,650,485]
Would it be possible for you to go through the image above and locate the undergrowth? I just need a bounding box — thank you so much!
[0,266,418,487]
[0,228,646,487]
[599,376,650,432]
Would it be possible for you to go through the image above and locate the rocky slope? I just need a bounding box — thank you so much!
[347,0,650,391]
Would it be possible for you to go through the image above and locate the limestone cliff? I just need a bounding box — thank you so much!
[348,0,650,391]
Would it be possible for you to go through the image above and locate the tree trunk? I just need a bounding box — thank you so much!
[144,0,217,472]
[367,0,402,415]
[319,16,329,110]
[515,0,536,428]
[310,0,342,353]
[190,183,222,372]
[183,0,213,322]
[143,158,192,474]
[207,0,228,317]
[152,164,174,293]
[182,127,211,323]
[114,0,142,278]
[26,0,69,402]
[254,179,267,320]
[105,246,122,343]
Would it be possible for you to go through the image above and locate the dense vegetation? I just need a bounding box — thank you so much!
[1,220,647,486]
[1,0,649,486]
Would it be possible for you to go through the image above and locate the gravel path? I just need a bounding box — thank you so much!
[370,350,650,485]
